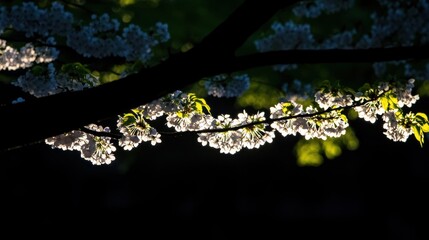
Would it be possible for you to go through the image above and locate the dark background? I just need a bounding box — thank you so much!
[1,0,429,239]
[1,115,428,239]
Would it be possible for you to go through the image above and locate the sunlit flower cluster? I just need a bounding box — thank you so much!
[197,111,274,154]
[354,99,384,123]
[117,110,161,150]
[314,89,354,110]
[381,110,413,142]
[45,124,116,165]
[162,91,213,132]
[269,101,305,137]
[43,77,428,164]
[2,1,428,165]
[197,114,243,154]
[166,112,214,132]
[354,79,420,125]
[394,78,419,107]
[0,41,58,71]
[269,101,348,140]
[236,111,275,149]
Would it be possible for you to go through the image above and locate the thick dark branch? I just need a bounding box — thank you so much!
[2,45,428,152]
[193,0,300,56]
[2,0,428,152]
[229,46,429,71]
[0,0,297,151]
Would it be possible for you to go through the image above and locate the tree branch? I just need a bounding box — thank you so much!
[228,46,429,71]
[193,0,301,56]
[0,0,297,151]
[2,0,429,152]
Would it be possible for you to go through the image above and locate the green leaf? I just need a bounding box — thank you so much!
[281,102,294,114]
[422,123,429,133]
[131,108,142,116]
[176,111,184,118]
[122,113,137,125]
[416,112,429,122]
[340,114,348,123]
[188,93,211,114]
[415,113,429,133]
[388,94,398,105]
[412,126,424,147]
[380,97,389,111]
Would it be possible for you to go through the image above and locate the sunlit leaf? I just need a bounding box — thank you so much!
[340,114,348,123]
[422,123,429,133]
[416,112,429,122]
[380,97,389,111]
[176,112,184,118]
[412,126,424,147]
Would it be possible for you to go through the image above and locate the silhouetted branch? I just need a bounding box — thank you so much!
[0,0,298,151]
[1,0,428,152]
[229,46,429,71]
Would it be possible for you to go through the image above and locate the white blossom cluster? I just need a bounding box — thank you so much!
[320,30,356,49]
[67,14,169,61]
[255,21,315,71]
[45,124,116,165]
[94,91,214,156]
[292,0,355,18]
[281,79,315,101]
[0,39,59,71]
[357,0,429,77]
[271,79,422,143]
[0,1,170,73]
[381,111,412,142]
[1,1,427,164]
[256,0,429,78]
[138,90,214,131]
[314,89,354,110]
[357,0,429,48]
[354,79,418,122]
[204,74,250,98]
[254,20,356,72]
[269,101,349,140]
[11,63,100,97]
[45,78,426,163]
[126,91,212,131]
[197,111,275,154]
[166,112,214,132]
[5,2,74,37]
[144,97,277,154]
[117,111,162,151]
[354,79,420,141]
[0,2,67,70]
